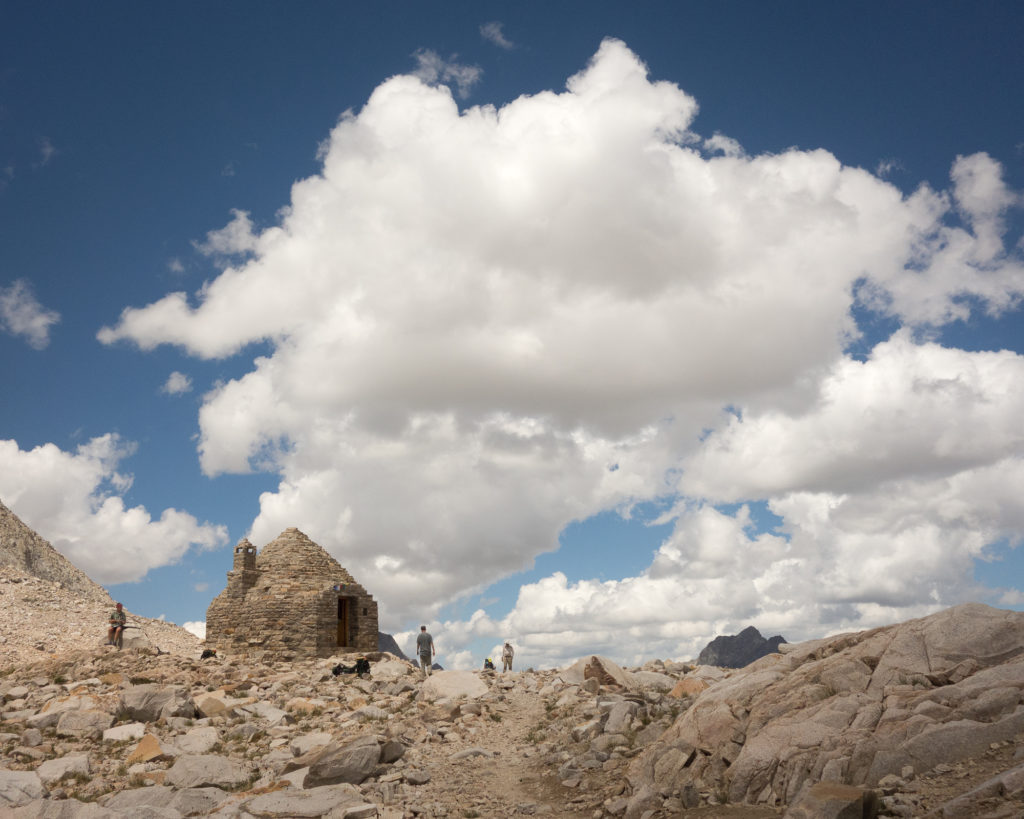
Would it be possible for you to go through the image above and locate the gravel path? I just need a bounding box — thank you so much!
[402,675,584,818]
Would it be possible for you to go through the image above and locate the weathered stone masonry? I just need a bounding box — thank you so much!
[206,527,379,660]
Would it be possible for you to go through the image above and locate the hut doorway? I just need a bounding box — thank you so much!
[337,598,349,647]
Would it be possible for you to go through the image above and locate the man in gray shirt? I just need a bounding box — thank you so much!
[416,625,435,676]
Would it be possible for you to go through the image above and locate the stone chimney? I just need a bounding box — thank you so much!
[229,538,259,594]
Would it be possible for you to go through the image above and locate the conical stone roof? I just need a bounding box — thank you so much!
[257,527,356,583]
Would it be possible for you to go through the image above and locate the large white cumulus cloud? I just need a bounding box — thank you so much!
[0,436,228,584]
[98,40,1024,658]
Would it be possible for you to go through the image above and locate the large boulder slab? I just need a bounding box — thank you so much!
[369,659,411,681]
[165,754,253,790]
[561,655,638,690]
[103,721,146,742]
[669,677,709,698]
[418,670,488,701]
[37,753,90,786]
[25,695,103,730]
[628,603,1024,811]
[290,731,334,757]
[783,781,879,819]
[631,670,676,691]
[867,711,1024,784]
[169,787,231,816]
[304,735,382,787]
[126,733,174,764]
[605,701,639,734]
[118,684,196,722]
[236,700,294,726]
[241,783,367,817]
[194,691,254,718]
[55,709,114,739]
[0,799,117,817]
[101,784,174,810]
[175,725,220,755]
[0,769,44,807]
[928,760,1024,818]
[121,630,156,652]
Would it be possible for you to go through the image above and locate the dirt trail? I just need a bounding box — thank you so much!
[406,676,583,818]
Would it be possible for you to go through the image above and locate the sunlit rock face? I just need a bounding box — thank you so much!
[628,602,1024,809]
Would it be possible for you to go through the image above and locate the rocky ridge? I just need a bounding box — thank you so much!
[0,501,108,605]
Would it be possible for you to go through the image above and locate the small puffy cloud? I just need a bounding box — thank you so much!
[480,22,514,50]
[193,209,260,258]
[193,581,209,592]
[168,258,185,274]
[183,621,207,639]
[411,49,481,98]
[37,136,57,167]
[161,371,193,395]
[704,133,744,157]
[876,157,903,178]
[0,279,60,349]
[0,434,228,584]
[950,152,1018,262]
[98,40,1024,655]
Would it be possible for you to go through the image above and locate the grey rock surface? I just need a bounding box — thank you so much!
[241,783,367,817]
[629,603,1024,809]
[782,781,879,819]
[0,769,45,807]
[118,684,196,723]
[36,754,90,786]
[164,754,253,790]
[305,736,381,787]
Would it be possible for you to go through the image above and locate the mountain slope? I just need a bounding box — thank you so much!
[0,498,200,665]
[0,498,109,603]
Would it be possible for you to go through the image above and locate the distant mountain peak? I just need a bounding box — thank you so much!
[697,625,786,668]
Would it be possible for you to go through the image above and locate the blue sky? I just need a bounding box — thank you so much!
[1,2,1022,670]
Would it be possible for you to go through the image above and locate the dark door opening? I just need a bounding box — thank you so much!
[337,598,349,647]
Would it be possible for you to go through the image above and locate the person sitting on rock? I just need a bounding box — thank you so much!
[483,657,495,670]
[107,602,126,647]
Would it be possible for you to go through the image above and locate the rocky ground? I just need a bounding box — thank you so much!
[0,569,1022,817]
[0,638,1019,818]
[0,639,698,818]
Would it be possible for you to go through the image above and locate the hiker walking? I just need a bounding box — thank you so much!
[108,602,126,647]
[502,640,514,672]
[416,625,435,677]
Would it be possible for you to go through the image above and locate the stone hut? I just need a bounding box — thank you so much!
[206,528,379,660]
